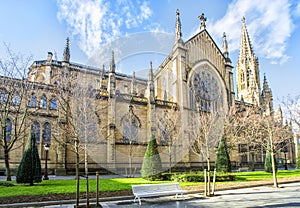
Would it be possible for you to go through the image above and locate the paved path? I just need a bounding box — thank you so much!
[99,182,300,208]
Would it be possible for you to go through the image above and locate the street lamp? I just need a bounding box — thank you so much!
[43,143,50,180]
[281,142,288,170]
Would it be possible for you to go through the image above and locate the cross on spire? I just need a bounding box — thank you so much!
[198,13,207,30]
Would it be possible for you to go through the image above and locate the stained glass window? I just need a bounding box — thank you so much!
[12,92,20,106]
[29,93,37,107]
[49,97,57,110]
[32,121,40,141]
[0,90,8,103]
[40,94,47,109]
[42,122,51,143]
[6,118,12,142]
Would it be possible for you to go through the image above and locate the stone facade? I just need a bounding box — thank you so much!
[0,11,295,175]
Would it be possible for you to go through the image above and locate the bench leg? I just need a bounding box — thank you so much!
[134,196,142,205]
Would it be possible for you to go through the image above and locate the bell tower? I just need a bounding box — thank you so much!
[236,17,261,106]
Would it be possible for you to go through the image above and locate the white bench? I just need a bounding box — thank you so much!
[238,167,250,172]
[132,182,186,205]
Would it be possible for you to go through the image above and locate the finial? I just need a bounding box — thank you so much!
[198,13,207,30]
[63,37,70,62]
[242,16,245,23]
[131,71,137,95]
[222,32,229,58]
[101,64,105,78]
[110,51,115,73]
[175,9,182,41]
[148,61,154,82]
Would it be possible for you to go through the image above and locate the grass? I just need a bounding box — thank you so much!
[0,170,299,198]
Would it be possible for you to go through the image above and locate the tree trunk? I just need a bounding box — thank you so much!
[169,144,172,173]
[75,140,80,207]
[207,158,211,196]
[4,149,11,181]
[129,142,132,177]
[271,151,278,188]
[84,142,89,207]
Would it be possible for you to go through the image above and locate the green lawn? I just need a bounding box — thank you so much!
[0,170,299,198]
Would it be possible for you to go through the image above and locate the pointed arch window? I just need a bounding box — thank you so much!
[6,118,12,142]
[29,93,37,107]
[42,122,51,143]
[12,92,20,106]
[40,94,47,109]
[0,89,8,103]
[121,105,141,144]
[160,127,170,145]
[31,121,40,142]
[49,97,57,110]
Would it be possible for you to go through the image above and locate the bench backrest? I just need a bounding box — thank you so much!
[132,183,181,194]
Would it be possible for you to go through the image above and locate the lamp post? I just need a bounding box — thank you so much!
[281,143,288,170]
[43,143,50,180]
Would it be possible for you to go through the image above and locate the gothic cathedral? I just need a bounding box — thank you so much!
[0,10,285,175]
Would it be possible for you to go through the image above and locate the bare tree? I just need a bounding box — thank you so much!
[239,107,292,187]
[189,106,224,196]
[282,95,300,168]
[223,106,247,154]
[0,44,35,181]
[54,70,104,206]
[157,107,180,173]
[282,95,300,132]
[120,104,141,177]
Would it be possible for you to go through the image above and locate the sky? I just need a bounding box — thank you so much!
[1,0,300,109]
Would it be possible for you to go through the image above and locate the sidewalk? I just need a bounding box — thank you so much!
[2,181,300,207]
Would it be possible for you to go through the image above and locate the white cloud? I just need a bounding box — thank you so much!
[293,1,300,17]
[56,0,153,57]
[208,0,294,64]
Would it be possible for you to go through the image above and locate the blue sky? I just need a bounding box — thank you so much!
[1,0,300,108]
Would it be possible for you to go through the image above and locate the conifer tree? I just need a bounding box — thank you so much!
[296,147,300,169]
[264,145,277,173]
[16,133,42,185]
[216,136,231,173]
[141,134,162,178]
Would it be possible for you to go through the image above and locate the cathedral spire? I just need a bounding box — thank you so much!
[239,17,255,63]
[110,51,115,73]
[175,9,182,41]
[261,74,273,116]
[236,17,261,105]
[275,105,283,124]
[63,37,70,62]
[262,74,271,94]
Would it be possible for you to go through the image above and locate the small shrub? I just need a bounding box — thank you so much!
[0,181,14,187]
[216,174,235,182]
[160,172,174,181]
[169,172,236,182]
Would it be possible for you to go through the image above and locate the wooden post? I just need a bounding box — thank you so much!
[96,172,99,206]
[204,169,207,196]
[86,175,89,207]
[212,169,217,195]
